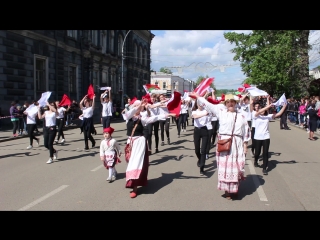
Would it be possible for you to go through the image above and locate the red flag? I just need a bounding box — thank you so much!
[87,84,95,99]
[142,94,152,104]
[194,77,214,96]
[243,83,251,88]
[238,87,245,93]
[167,91,181,117]
[207,96,221,105]
[59,94,71,107]
[130,97,137,105]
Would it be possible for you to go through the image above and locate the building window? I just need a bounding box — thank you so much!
[144,49,147,66]
[101,30,106,53]
[67,30,77,39]
[91,30,98,46]
[69,65,77,93]
[34,56,48,92]
[139,46,143,64]
[163,82,166,89]
[102,71,107,83]
[109,30,114,52]
[134,43,138,62]
[118,35,123,56]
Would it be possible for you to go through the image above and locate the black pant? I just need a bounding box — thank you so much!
[206,128,213,154]
[211,120,219,145]
[12,121,18,134]
[280,112,288,129]
[143,124,153,150]
[255,139,270,170]
[102,116,112,128]
[159,118,170,141]
[43,127,57,158]
[176,113,187,135]
[27,124,38,145]
[152,121,160,149]
[193,126,208,170]
[18,118,24,132]
[84,128,95,149]
[56,118,65,140]
[251,127,256,154]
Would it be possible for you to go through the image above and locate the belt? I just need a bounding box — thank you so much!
[220,133,242,137]
[195,126,207,129]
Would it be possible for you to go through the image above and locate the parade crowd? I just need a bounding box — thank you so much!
[6,84,320,200]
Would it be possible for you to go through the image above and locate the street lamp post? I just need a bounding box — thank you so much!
[121,30,132,109]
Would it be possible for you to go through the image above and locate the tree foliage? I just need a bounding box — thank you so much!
[224,30,311,98]
[159,67,173,74]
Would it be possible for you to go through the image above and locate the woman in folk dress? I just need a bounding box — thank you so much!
[189,92,251,200]
[122,98,175,198]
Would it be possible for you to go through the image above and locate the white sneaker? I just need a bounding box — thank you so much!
[106,177,112,182]
[60,139,65,144]
[26,145,33,150]
[54,140,58,144]
[36,138,40,147]
[46,158,53,164]
[53,150,58,160]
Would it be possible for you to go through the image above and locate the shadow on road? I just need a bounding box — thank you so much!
[1,152,40,158]
[268,159,298,173]
[142,171,202,194]
[235,174,266,201]
[150,154,185,165]
[56,151,99,161]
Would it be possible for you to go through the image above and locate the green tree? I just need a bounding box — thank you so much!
[159,67,172,74]
[224,30,311,97]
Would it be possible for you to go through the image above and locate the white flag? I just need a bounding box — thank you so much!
[272,93,287,106]
[37,92,52,107]
[25,104,38,114]
[100,86,111,91]
[246,87,268,96]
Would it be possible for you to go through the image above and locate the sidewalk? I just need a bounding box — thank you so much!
[275,118,320,137]
[0,118,125,143]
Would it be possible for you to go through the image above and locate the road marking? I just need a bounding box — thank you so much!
[247,160,268,202]
[18,185,69,211]
[91,164,104,172]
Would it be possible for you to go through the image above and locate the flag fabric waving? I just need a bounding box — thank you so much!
[143,84,160,94]
[87,84,95,99]
[167,91,182,117]
[272,93,287,106]
[37,91,52,107]
[246,87,268,96]
[59,94,71,107]
[193,77,214,96]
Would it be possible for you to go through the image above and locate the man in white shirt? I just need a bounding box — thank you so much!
[100,89,113,129]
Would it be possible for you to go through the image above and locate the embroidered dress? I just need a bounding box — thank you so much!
[122,106,167,189]
[100,138,121,169]
[197,97,251,193]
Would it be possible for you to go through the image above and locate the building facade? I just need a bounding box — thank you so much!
[150,71,195,96]
[0,30,154,123]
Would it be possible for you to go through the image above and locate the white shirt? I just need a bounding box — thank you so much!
[180,103,188,114]
[240,103,251,121]
[101,102,113,117]
[82,107,93,118]
[251,110,257,128]
[45,111,56,127]
[206,114,213,130]
[158,102,169,119]
[253,114,273,140]
[26,109,38,124]
[148,102,161,117]
[192,109,208,127]
[57,107,66,119]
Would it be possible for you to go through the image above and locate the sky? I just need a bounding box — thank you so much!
[150,30,320,90]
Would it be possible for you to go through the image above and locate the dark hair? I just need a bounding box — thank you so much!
[192,100,198,111]
[311,104,316,109]
[11,101,16,106]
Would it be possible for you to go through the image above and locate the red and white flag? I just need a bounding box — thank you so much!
[193,77,214,96]
[167,91,182,117]
[59,94,71,107]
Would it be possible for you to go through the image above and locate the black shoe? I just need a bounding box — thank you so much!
[197,161,200,167]
[284,128,290,130]
[92,141,96,148]
[200,168,205,176]
[161,141,164,146]
[254,162,259,168]
[167,138,170,145]
[262,169,268,175]
[155,148,159,153]
[84,147,89,151]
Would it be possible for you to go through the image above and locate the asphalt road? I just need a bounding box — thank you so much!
[0,119,319,210]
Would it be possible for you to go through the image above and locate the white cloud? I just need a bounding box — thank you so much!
[151,30,320,89]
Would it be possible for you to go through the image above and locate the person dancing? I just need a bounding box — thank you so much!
[24,101,40,149]
[80,94,96,151]
[122,98,175,198]
[147,93,161,153]
[54,100,70,144]
[37,101,59,164]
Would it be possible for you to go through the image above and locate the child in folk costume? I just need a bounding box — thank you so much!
[99,127,122,182]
